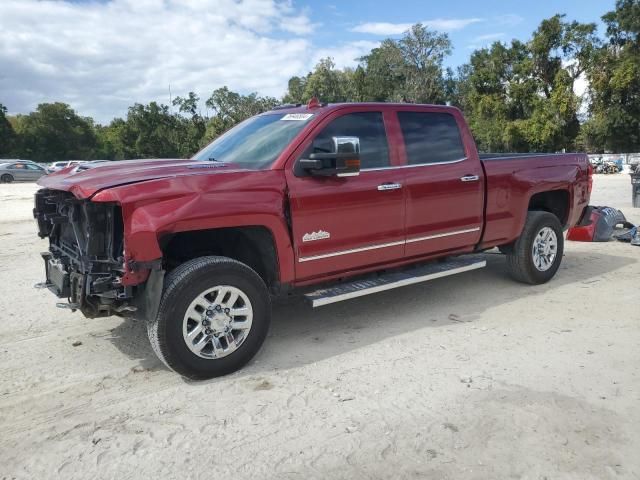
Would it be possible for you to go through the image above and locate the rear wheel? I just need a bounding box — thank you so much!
[1,174,14,183]
[505,211,564,284]
[147,256,271,379]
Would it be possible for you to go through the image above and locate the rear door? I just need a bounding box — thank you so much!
[285,109,406,281]
[396,108,484,258]
[6,164,28,181]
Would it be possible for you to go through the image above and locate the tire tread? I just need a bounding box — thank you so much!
[146,256,270,379]
[505,211,563,285]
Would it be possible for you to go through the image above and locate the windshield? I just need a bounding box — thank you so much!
[192,113,314,169]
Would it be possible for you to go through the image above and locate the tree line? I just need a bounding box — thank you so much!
[1,0,638,162]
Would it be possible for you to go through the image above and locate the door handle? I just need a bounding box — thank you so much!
[460,175,479,182]
[377,182,402,191]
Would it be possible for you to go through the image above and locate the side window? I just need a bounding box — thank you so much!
[398,112,465,165]
[305,112,390,169]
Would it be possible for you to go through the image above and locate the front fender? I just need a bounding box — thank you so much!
[91,171,294,286]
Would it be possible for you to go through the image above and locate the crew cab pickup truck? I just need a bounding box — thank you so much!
[34,102,592,379]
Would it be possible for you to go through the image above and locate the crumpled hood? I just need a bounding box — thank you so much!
[37,159,245,199]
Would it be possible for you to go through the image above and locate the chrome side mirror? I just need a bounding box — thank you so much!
[299,136,361,177]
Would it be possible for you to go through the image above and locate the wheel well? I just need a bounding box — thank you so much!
[160,226,279,288]
[528,190,569,227]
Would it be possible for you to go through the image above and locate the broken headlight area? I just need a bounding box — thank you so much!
[34,189,135,318]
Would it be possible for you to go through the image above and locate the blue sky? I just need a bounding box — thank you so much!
[306,0,615,68]
[0,0,617,123]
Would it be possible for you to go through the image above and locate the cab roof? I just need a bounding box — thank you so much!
[263,101,459,116]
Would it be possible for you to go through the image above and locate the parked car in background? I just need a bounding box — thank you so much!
[1,159,45,169]
[0,161,47,182]
[67,160,113,173]
[46,161,82,174]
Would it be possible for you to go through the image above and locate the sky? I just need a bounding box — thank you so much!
[0,0,616,124]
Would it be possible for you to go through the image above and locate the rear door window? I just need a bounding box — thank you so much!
[398,112,465,165]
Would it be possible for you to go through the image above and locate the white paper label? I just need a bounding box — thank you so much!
[281,113,314,121]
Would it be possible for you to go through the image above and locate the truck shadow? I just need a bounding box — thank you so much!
[106,249,635,378]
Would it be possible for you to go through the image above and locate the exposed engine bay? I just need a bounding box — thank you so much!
[33,189,135,317]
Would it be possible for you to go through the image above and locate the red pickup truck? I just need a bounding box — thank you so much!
[34,102,592,379]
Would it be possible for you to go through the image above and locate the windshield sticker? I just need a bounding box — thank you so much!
[281,113,314,121]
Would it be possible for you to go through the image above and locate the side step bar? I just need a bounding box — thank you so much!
[304,254,486,307]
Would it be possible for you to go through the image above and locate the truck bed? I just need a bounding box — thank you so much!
[478,152,591,249]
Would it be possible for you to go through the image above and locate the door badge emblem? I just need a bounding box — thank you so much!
[303,230,331,242]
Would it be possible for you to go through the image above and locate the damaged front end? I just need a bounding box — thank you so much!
[34,188,137,318]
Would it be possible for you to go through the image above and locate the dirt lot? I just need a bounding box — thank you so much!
[1,175,639,479]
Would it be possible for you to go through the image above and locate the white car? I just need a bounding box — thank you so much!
[47,161,82,174]
[0,161,47,183]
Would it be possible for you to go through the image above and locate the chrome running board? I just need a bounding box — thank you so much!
[305,255,486,307]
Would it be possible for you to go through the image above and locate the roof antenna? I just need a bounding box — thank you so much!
[307,96,321,109]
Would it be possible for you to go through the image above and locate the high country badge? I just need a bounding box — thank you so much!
[302,230,331,242]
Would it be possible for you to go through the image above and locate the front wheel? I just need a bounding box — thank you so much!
[1,174,14,183]
[147,256,271,379]
[505,211,564,284]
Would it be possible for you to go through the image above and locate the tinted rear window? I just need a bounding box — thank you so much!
[398,112,465,165]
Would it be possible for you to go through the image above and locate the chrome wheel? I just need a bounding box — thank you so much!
[182,285,253,359]
[532,227,558,272]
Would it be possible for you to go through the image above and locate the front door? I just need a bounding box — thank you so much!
[285,110,406,281]
[24,164,46,180]
[396,109,484,258]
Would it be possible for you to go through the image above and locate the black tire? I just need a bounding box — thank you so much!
[1,174,14,183]
[505,211,564,285]
[147,256,271,380]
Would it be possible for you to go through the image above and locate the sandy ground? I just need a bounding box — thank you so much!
[0,174,639,479]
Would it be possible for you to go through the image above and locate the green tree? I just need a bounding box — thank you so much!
[583,0,640,152]
[202,87,277,144]
[397,24,451,103]
[13,103,97,161]
[358,39,407,101]
[173,92,206,156]
[452,15,598,153]
[0,103,17,158]
[94,118,130,160]
[282,76,308,104]
[358,25,452,103]
[302,58,351,103]
[120,102,181,158]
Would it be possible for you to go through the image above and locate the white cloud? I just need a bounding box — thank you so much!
[495,14,524,26]
[574,73,588,98]
[426,18,484,31]
[351,18,483,35]
[473,33,505,42]
[467,32,506,50]
[311,40,380,70]
[0,0,316,123]
[562,59,590,114]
